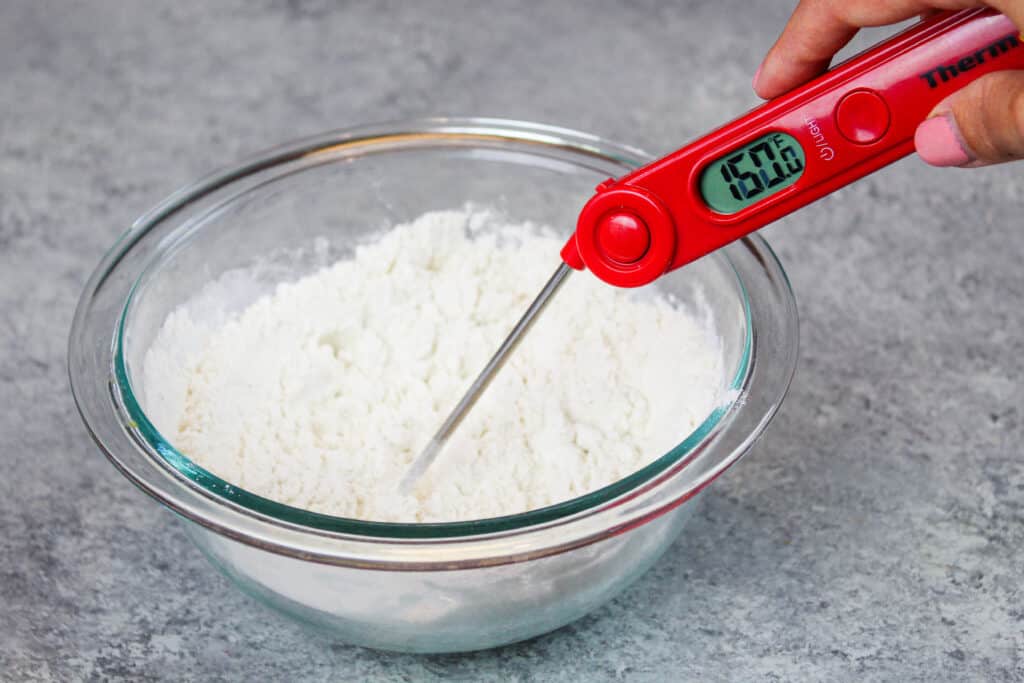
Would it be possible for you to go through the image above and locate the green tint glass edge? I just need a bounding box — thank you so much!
[115,275,752,539]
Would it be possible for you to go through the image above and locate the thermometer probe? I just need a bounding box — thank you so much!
[401,8,1024,491]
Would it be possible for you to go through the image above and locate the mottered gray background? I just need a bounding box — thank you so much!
[2,1,1022,680]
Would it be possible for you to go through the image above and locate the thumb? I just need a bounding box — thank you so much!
[914,70,1024,167]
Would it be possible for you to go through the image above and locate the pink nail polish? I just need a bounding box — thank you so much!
[914,114,972,167]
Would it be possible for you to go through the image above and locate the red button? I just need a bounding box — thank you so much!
[835,89,891,144]
[596,212,650,264]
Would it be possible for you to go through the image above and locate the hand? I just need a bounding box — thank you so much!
[753,1,1024,167]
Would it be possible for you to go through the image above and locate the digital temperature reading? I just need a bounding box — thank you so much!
[699,132,806,214]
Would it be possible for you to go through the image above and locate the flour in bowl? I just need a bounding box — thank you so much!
[142,208,727,523]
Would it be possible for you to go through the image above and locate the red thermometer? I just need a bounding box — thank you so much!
[401,8,1024,489]
[564,8,1024,287]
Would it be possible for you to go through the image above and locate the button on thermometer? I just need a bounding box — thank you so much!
[401,8,1024,491]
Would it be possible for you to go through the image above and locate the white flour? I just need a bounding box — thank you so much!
[142,209,726,523]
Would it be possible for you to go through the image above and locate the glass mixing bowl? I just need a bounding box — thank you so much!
[69,118,798,653]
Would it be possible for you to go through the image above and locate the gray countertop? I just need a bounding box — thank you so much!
[3,1,1022,680]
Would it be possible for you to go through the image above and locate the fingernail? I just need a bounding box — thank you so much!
[752,65,764,93]
[914,113,973,167]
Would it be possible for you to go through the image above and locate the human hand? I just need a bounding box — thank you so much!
[753,1,1024,167]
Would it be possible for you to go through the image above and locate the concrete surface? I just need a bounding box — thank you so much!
[2,1,1022,680]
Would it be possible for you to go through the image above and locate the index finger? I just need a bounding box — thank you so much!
[753,0,985,99]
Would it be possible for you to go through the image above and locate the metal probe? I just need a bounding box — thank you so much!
[399,262,573,493]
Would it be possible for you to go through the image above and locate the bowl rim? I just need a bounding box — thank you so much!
[69,117,799,569]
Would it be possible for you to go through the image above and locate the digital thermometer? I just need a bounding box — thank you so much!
[402,8,1024,489]
[562,8,1024,287]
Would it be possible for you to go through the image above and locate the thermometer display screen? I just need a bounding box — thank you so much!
[699,132,806,214]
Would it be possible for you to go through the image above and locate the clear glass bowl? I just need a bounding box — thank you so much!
[68,118,799,653]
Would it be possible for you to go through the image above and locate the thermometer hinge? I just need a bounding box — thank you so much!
[561,180,677,288]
